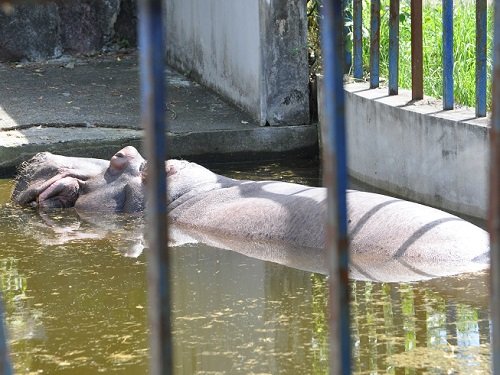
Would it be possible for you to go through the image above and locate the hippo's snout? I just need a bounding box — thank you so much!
[37,176,81,209]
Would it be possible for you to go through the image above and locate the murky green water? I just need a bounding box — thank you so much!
[0,161,492,374]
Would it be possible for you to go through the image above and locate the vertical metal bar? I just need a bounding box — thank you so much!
[389,0,400,95]
[138,0,172,374]
[353,0,363,79]
[370,0,380,88]
[320,0,350,374]
[0,294,12,375]
[442,0,454,110]
[489,0,500,373]
[411,0,423,100]
[476,0,487,117]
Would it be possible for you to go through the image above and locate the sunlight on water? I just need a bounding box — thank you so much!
[0,160,492,374]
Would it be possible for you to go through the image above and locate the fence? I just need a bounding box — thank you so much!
[490,0,500,374]
[0,0,498,374]
[349,0,500,374]
[145,1,500,372]
[351,0,490,116]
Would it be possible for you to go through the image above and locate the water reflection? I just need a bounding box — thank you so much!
[10,206,146,258]
[0,161,492,374]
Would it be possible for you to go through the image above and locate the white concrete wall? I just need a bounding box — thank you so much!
[166,0,261,119]
[318,79,490,219]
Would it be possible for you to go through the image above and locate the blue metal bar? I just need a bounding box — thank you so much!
[320,0,350,374]
[476,0,487,117]
[490,0,500,373]
[442,0,454,110]
[388,0,400,95]
[370,0,380,88]
[353,0,363,79]
[0,294,12,375]
[137,0,172,374]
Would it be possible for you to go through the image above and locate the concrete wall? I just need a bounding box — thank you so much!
[166,0,261,122]
[165,0,309,126]
[318,79,490,219]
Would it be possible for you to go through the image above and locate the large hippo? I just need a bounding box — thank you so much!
[11,146,490,280]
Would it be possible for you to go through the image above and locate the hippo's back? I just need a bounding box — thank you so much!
[169,179,328,249]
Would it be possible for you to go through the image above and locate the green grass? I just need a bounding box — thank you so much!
[307,0,494,110]
[356,0,494,110]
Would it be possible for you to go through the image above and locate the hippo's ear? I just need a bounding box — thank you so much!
[166,163,178,177]
[166,165,176,177]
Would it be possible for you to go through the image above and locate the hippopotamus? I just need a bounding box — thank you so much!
[12,146,146,213]
[11,146,490,280]
[166,159,489,280]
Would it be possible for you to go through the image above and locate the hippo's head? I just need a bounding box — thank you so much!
[12,146,147,213]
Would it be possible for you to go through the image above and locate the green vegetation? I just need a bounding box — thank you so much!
[307,0,494,110]
[307,0,323,79]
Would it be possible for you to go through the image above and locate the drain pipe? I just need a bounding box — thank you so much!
[137,0,172,374]
[320,1,351,374]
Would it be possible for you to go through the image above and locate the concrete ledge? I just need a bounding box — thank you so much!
[169,125,318,161]
[318,79,490,219]
[0,124,318,177]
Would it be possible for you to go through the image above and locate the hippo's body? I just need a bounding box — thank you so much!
[166,159,326,249]
[11,146,490,280]
[165,159,489,277]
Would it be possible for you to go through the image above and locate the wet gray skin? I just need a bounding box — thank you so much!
[12,146,146,213]
[11,146,490,281]
[166,159,489,281]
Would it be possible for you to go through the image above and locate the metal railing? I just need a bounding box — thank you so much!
[352,0,490,114]
[137,0,173,374]
[0,293,12,375]
[490,1,500,374]
[321,1,351,373]
[128,1,500,373]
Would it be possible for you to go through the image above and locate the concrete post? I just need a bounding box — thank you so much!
[259,0,310,126]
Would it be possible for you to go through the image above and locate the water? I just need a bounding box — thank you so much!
[0,161,492,374]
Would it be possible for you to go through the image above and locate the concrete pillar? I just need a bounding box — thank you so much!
[258,0,310,126]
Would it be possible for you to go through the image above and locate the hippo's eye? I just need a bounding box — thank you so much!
[115,152,124,158]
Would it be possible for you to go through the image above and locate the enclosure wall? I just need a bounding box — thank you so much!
[318,79,490,219]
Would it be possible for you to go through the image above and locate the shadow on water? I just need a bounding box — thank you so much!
[0,160,492,374]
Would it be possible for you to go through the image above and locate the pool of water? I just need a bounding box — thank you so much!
[0,161,492,374]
